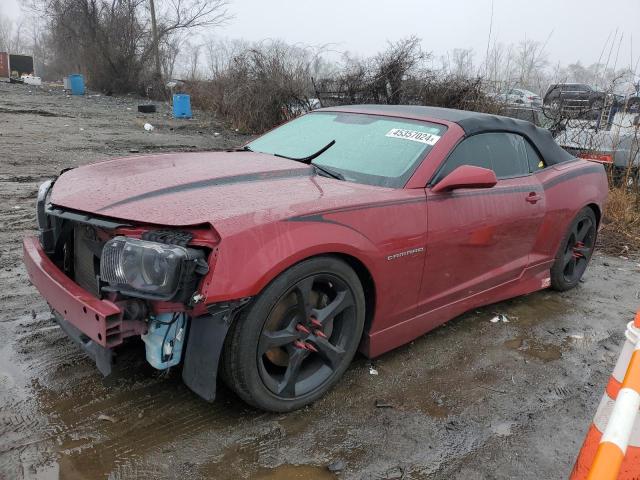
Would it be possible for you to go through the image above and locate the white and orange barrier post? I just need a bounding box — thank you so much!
[571,310,640,479]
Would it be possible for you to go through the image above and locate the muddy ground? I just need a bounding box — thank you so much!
[1,81,639,480]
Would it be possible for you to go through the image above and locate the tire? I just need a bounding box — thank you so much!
[550,207,597,291]
[221,256,365,412]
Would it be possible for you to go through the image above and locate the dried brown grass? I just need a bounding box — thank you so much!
[598,187,640,256]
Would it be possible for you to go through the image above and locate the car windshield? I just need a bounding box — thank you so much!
[247,112,447,187]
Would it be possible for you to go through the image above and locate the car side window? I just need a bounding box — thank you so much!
[434,133,530,184]
[488,133,530,178]
[433,136,492,183]
[523,139,546,171]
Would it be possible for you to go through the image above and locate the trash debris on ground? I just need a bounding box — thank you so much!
[138,104,156,113]
[21,75,42,86]
[143,123,154,131]
[490,314,510,323]
[375,400,393,408]
[129,149,139,153]
[369,366,379,375]
[97,414,116,423]
[327,460,345,473]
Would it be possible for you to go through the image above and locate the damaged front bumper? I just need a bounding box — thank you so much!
[23,234,246,402]
[23,235,124,374]
[23,236,124,347]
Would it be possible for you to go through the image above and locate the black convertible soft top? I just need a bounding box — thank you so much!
[324,104,574,165]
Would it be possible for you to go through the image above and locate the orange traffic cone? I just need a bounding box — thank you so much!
[571,311,640,479]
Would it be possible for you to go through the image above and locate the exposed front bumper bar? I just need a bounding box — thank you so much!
[23,236,122,348]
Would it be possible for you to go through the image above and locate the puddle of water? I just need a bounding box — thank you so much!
[504,337,562,362]
[494,293,569,328]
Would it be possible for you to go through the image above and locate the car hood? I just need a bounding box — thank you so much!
[50,151,389,235]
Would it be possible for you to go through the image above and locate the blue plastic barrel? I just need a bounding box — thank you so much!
[173,94,192,119]
[69,74,85,95]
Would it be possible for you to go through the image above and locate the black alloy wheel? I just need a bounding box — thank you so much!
[258,273,356,398]
[551,208,597,291]
[221,256,365,412]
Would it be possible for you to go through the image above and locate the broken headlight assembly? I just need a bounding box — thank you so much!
[100,237,208,301]
[36,179,53,230]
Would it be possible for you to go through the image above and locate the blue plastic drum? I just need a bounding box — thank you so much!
[173,94,192,119]
[69,74,85,95]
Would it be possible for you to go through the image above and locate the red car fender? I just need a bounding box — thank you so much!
[529,161,607,265]
[202,220,379,304]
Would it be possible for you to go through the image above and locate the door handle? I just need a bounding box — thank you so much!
[526,192,542,204]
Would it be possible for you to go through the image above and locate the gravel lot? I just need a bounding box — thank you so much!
[0,81,638,480]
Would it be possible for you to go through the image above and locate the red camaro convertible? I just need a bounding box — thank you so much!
[23,105,607,412]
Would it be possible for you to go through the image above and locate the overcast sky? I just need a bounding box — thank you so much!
[3,0,639,70]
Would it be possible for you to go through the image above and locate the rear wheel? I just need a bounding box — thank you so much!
[550,208,597,291]
[221,256,365,412]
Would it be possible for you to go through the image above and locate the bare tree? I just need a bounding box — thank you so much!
[450,48,475,78]
[184,41,201,80]
[512,39,549,92]
[30,0,228,93]
[0,14,27,53]
[373,36,427,104]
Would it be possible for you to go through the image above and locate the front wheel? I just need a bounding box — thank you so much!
[550,208,597,291]
[221,256,365,412]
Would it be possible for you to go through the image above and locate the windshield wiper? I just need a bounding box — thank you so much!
[274,140,336,164]
[312,163,345,180]
[224,145,253,152]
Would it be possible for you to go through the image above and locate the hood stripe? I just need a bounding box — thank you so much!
[98,167,312,212]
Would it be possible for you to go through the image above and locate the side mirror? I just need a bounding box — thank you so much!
[431,165,497,193]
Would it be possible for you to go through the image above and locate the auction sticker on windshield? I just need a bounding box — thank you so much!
[385,128,441,145]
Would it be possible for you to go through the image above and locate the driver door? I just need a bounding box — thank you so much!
[417,132,545,315]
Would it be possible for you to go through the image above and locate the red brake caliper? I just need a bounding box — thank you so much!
[573,241,585,259]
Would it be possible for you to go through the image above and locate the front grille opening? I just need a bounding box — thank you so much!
[73,224,102,297]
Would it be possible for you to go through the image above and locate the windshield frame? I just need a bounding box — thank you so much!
[247,111,448,189]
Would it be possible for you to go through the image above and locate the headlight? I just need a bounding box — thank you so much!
[36,179,53,230]
[100,237,207,301]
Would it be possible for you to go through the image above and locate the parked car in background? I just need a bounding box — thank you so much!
[543,83,607,113]
[494,88,542,107]
[486,88,541,108]
[24,105,607,412]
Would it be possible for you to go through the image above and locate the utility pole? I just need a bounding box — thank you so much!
[149,0,162,82]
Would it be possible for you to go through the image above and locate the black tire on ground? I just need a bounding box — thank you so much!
[221,256,365,412]
[550,207,598,291]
